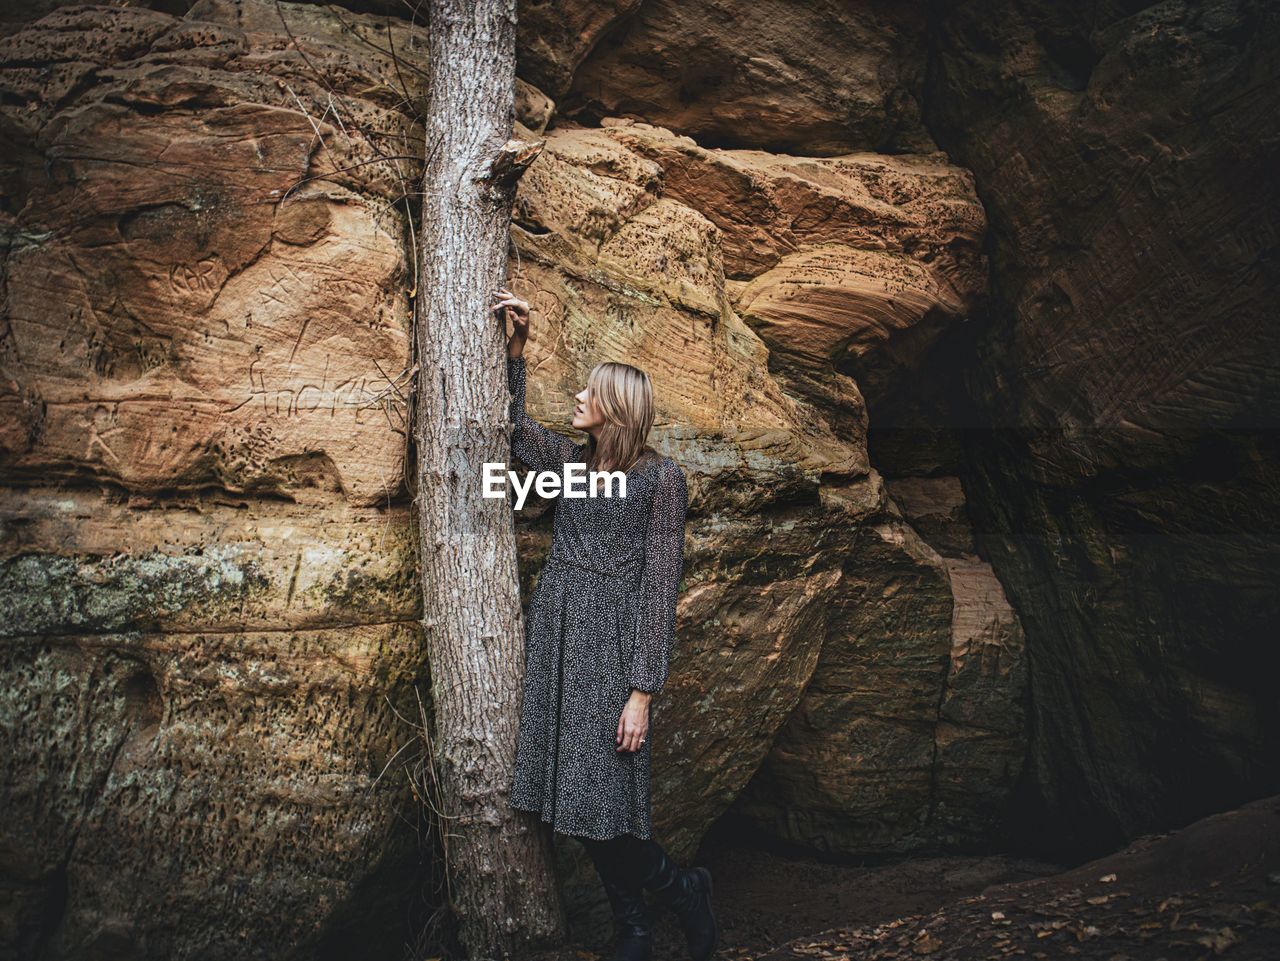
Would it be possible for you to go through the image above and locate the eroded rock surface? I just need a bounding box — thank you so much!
[506,117,1023,867]
[926,0,1280,857]
[1,2,1014,953]
[558,0,937,155]
[0,1,1027,948]
[11,0,1267,955]
[0,488,425,959]
[0,3,431,957]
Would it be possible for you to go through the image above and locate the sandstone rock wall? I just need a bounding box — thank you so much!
[7,0,1272,955]
[1,3,1030,952]
[926,0,1280,858]
[0,3,432,957]
[0,2,1014,953]
[504,113,1027,865]
[558,0,937,155]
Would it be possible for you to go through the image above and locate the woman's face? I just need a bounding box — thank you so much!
[573,384,604,432]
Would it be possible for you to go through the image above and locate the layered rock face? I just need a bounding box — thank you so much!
[2,2,1030,953]
[925,0,1280,857]
[6,0,1273,955]
[556,0,937,156]
[505,114,1027,862]
[517,0,1280,869]
[507,0,1028,863]
[0,3,432,957]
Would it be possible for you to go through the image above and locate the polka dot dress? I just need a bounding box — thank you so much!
[504,355,689,841]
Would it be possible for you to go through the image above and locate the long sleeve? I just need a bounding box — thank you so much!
[628,458,689,695]
[507,354,582,472]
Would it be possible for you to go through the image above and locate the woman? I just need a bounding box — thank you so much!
[492,286,718,961]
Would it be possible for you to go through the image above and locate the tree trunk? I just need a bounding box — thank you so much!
[414,1,558,957]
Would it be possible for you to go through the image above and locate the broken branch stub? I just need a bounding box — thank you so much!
[482,137,545,189]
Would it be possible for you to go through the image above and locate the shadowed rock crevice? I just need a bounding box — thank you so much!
[920,0,1280,860]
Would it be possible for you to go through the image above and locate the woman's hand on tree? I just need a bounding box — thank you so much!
[493,287,529,358]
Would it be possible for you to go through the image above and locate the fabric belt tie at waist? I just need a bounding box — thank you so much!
[549,553,643,582]
[549,553,640,695]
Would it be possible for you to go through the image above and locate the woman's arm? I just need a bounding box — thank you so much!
[627,458,689,695]
[507,353,582,472]
[494,286,582,472]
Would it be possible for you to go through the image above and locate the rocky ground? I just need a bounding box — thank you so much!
[528,794,1280,961]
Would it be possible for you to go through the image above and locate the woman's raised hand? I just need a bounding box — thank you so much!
[493,287,530,358]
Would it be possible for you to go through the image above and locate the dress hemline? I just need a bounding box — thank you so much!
[509,798,653,841]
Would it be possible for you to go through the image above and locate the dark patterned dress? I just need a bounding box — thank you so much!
[505,354,689,840]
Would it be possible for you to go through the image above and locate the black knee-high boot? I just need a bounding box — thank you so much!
[579,834,653,961]
[626,836,718,961]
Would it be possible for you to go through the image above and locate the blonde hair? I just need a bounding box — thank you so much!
[582,361,657,476]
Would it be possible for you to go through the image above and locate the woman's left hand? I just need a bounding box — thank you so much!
[616,691,651,752]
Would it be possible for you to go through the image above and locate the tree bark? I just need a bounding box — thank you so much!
[414,1,558,957]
